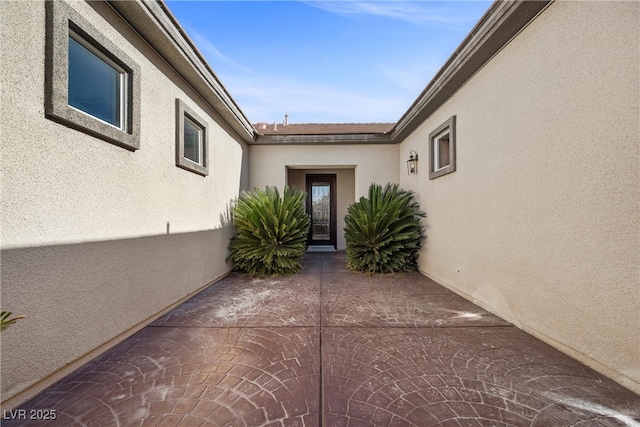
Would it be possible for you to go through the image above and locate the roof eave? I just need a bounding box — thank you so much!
[391,0,552,143]
[107,0,257,144]
[254,133,393,145]
[106,0,552,146]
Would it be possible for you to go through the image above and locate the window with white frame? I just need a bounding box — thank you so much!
[68,30,126,130]
[176,99,209,176]
[183,116,204,164]
[429,116,456,179]
[433,129,451,171]
[45,1,140,150]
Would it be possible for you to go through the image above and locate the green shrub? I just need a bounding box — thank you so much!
[344,183,425,273]
[227,186,310,277]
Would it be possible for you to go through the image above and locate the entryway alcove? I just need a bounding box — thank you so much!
[286,167,355,250]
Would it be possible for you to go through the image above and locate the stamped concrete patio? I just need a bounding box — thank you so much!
[6,252,640,426]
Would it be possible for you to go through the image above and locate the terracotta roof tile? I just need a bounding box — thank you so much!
[253,123,395,135]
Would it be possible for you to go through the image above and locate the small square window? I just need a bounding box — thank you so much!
[45,1,140,150]
[429,116,456,179]
[434,130,450,171]
[183,116,203,165]
[176,99,209,176]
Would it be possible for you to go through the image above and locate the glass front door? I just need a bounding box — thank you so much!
[306,174,336,247]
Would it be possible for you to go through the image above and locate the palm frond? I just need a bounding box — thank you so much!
[344,183,425,273]
[227,186,310,277]
[0,311,26,331]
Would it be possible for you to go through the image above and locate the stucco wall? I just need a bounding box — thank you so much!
[250,144,398,198]
[399,1,639,393]
[287,168,355,250]
[250,144,398,249]
[0,0,247,405]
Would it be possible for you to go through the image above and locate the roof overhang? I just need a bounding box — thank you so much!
[390,0,552,142]
[107,0,551,146]
[253,133,393,145]
[106,1,257,144]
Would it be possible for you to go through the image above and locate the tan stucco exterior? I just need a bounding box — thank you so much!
[1,0,638,409]
[1,0,249,406]
[249,144,399,250]
[249,144,398,198]
[399,1,639,393]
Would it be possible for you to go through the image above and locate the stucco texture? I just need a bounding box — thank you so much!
[250,144,398,249]
[399,1,639,393]
[1,0,246,404]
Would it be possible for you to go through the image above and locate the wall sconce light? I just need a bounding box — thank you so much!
[407,150,418,175]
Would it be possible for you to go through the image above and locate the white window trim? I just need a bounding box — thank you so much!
[183,115,204,166]
[429,115,456,180]
[176,99,209,176]
[433,128,451,172]
[68,29,128,132]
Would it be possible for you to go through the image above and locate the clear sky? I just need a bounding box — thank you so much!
[164,1,493,124]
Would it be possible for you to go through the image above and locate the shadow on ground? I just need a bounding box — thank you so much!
[6,252,640,426]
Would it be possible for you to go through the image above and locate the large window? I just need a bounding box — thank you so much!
[176,99,209,176]
[45,1,140,150]
[429,116,456,179]
[68,31,125,129]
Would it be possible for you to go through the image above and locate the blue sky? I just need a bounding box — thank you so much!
[164,1,493,124]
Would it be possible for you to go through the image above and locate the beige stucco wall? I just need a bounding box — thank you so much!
[0,0,247,405]
[399,1,639,393]
[250,144,398,249]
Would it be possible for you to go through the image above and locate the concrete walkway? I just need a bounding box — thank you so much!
[6,252,640,426]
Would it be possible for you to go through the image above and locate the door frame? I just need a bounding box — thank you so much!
[306,174,337,248]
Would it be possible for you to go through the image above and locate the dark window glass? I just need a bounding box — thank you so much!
[68,35,121,127]
[438,133,450,169]
[311,183,331,240]
[183,117,202,164]
[429,116,456,180]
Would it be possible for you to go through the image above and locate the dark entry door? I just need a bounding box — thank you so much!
[306,174,337,247]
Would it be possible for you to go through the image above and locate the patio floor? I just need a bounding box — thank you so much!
[5,252,640,426]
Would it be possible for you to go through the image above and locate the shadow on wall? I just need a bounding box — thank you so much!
[0,225,233,407]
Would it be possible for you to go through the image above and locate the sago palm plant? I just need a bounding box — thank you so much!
[344,183,425,273]
[227,186,310,277]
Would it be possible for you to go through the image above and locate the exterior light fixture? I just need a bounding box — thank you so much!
[407,150,418,175]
